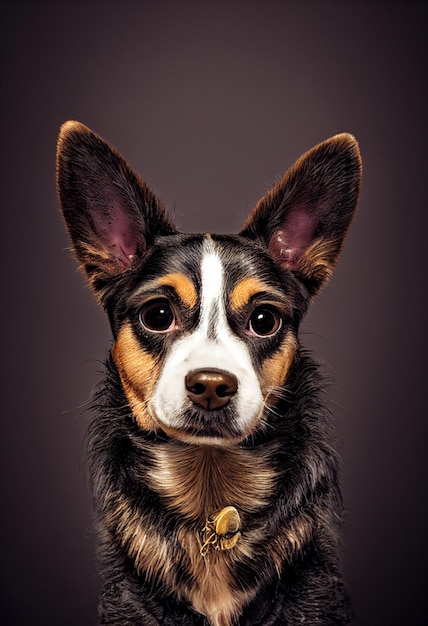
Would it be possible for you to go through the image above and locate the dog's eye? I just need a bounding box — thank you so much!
[139,300,176,333]
[246,306,282,337]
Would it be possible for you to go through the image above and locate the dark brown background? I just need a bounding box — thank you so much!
[1,1,427,624]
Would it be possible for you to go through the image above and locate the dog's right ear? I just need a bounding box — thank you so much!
[56,121,176,298]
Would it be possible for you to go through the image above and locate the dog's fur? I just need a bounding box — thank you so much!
[56,122,361,625]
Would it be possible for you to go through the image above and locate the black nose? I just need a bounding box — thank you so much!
[185,369,238,411]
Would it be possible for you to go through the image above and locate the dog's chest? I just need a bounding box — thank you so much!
[147,442,277,625]
[147,442,276,524]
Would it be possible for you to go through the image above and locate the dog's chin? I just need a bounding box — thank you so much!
[157,407,247,446]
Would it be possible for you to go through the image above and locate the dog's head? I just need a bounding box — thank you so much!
[57,122,361,445]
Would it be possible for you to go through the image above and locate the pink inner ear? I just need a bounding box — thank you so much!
[268,207,320,269]
[94,200,140,271]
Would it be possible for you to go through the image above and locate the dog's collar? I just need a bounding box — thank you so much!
[200,506,241,557]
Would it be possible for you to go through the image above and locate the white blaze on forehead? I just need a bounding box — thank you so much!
[150,239,264,438]
[199,242,226,337]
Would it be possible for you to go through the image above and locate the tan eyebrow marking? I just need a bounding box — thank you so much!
[156,273,198,309]
[229,277,275,311]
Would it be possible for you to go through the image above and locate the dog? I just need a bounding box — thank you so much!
[56,121,361,625]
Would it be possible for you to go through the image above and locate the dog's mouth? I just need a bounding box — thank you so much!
[157,405,244,443]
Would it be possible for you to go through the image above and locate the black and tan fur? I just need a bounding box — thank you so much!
[56,121,361,625]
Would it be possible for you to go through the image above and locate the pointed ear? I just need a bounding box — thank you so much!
[56,121,176,297]
[240,134,362,296]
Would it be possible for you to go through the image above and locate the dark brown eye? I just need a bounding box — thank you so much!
[139,300,175,333]
[247,306,281,337]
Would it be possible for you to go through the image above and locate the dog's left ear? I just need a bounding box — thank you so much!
[56,121,177,298]
[240,134,362,296]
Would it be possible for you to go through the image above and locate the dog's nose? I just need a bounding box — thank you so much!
[185,369,238,411]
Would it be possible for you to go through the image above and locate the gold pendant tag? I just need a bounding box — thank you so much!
[200,506,241,557]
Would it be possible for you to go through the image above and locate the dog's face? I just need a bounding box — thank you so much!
[110,232,304,444]
[57,122,361,445]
